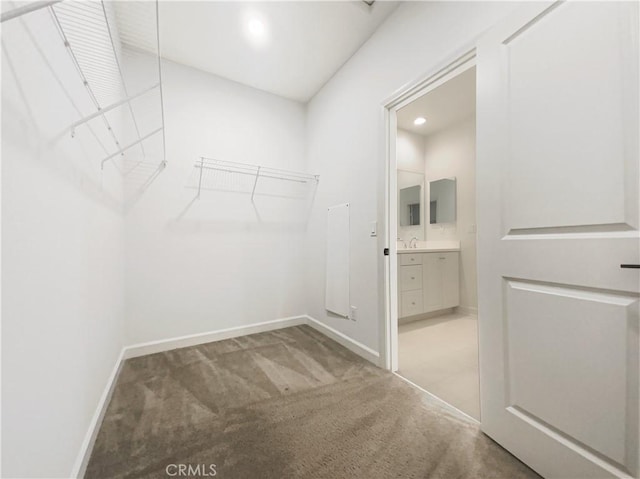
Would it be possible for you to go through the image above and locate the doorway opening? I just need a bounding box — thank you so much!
[383,53,479,421]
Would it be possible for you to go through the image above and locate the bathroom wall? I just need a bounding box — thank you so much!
[304,1,514,353]
[397,128,425,172]
[1,10,125,478]
[424,116,477,311]
[124,59,309,344]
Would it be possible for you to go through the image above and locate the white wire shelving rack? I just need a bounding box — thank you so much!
[1,0,167,202]
[192,157,320,202]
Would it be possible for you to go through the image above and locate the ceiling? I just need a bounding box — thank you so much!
[117,1,399,103]
[397,67,476,136]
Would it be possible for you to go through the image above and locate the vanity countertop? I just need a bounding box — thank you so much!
[397,240,460,253]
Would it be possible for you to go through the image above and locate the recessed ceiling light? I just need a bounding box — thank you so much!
[243,12,269,47]
[414,117,426,126]
[247,18,265,37]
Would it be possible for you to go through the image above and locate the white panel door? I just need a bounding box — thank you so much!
[477,2,640,478]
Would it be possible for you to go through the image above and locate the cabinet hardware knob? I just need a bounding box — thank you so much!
[411,302,415,305]
[411,276,415,280]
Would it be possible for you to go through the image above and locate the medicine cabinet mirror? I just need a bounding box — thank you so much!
[429,177,456,224]
[398,170,425,237]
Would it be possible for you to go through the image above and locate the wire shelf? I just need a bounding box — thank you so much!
[189,157,320,202]
[1,0,167,205]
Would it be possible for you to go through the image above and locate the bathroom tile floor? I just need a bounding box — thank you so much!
[398,311,480,420]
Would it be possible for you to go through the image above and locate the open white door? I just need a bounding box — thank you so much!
[477,2,640,478]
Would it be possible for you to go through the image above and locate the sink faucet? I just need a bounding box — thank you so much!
[397,237,407,249]
[409,237,418,248]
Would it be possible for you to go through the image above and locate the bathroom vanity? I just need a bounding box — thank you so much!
[397,169,459,319]
[398,244,459,319]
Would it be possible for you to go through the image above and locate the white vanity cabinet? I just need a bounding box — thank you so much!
[399,251,459,318]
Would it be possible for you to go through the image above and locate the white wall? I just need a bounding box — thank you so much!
[396,128,425,172]
[425,116,477,310]
[1,10,125,478]
[304,2,516,354]
[124,59,309,344]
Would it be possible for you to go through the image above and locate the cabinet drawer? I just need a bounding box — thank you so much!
[400,265,422,292]
[400,290,423,317]
[400,253,422,266]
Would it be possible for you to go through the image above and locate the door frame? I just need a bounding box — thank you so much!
[380,48,476,373]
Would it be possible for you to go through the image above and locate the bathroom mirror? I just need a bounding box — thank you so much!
[399,186,421,226]
[397,170,425,240]
[429,178,456,224]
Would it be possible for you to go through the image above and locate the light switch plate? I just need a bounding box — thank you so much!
[370,221,377,237]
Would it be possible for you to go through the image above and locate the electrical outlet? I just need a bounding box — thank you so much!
[350,306,357,321]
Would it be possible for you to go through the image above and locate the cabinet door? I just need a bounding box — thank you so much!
[441,252,460,308]
[422,253,443,312]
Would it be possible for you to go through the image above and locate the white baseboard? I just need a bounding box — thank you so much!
[73,313,379,477]
[123,315,308,359]
[304,315,380,365]
[71,347,126,479]
[122,314,380,364]
[398,307,455,325]
[456,305,478,316]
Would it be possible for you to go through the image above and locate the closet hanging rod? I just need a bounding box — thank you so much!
[65,83,160,134]
[1,0,61,23]
[101,127,163,168]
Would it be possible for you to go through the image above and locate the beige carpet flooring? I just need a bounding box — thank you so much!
[398,312,480,419]
[86,325,539,478]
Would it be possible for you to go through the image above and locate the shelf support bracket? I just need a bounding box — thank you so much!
[197,157,205,198]
[251,166,261,202]
[100,127,163,169]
